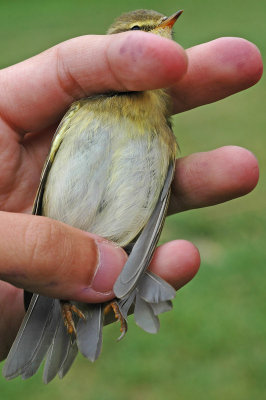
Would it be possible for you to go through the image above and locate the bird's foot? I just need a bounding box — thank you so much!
[60,301,86,336]
[104,301,128,341]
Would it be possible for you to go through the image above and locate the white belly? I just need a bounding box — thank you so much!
[42,118,170,247]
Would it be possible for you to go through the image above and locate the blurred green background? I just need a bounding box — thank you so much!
[0,0,265,399]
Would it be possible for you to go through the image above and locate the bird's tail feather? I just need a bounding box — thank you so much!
[118,271,176,333]
[3,272,174,382]
[3,295,104,383]
[58,342,78,380]
[76,304,103,362]
[3,295,58,380]
[42,306,72,384]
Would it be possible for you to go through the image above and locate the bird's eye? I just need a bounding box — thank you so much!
[131,25,141,30]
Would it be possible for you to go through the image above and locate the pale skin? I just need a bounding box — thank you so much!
[0,31,263,359]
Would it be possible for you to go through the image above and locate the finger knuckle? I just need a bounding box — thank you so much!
[23,217,63,277]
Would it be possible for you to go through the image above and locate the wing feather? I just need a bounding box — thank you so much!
[3,295,57,379]
[33,101,81,215]
[43,310,72,384]
[76,304,104,362]
[113,161,175,299]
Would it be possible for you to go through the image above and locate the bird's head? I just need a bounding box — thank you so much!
[107,9,183,39]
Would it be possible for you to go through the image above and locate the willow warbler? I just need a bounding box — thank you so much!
[4,9,183,383]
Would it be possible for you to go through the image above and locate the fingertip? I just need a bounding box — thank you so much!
[172,240,201,289]
[218,146,259,195]
[170,146,260,214]
[0,212,127,303]
[150,239,200,290]
[86,237,128,296]
[107,31,188,90]
[172,36,263,113]
[213,37,263,87]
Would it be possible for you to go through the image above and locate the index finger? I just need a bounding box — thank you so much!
[0,32,187,135]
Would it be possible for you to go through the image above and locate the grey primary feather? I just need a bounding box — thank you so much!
[160,160,176,201]
[58,343,78,379]
[43,307,72,384]
[149,300,173,316]
[116,271,175,334]
[138,271,176,303]
[117,290,136,320]
[134,294,160,333]
[21,300,60,379]
[20,300,62,381]
[76,304,104,362]
[114,162,174,299]
[117,271,175,324]
[3,295,57,380]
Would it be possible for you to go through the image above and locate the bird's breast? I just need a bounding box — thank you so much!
[42,99,176,247]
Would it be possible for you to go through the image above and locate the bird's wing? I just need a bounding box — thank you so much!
[33,101,82,215]
[3,295,59,380]
[24,101,82,306]
[4,102,83,382]
[137,270,176,303]
[114,160,175,299]
[25,101,81,305]
[24,102,82,311]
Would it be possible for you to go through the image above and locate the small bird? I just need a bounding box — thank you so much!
[3,9,182,383]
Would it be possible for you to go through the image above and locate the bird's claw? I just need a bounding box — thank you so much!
[104,301,128,341]
[61,301,86,336]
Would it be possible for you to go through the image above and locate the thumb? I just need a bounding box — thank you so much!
[0,212,127,302]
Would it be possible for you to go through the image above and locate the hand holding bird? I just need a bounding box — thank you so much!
[0,9,262,382]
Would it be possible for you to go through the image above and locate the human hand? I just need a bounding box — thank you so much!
[0,32,262,359]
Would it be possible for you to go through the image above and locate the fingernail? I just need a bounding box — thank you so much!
[91,240,127,293]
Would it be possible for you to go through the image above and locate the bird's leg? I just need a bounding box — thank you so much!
[60,301,86,336]
[104,301,128,341]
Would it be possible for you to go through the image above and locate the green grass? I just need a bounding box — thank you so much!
[0,0,265,398]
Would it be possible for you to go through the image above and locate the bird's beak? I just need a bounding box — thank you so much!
[158,10,183,29]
